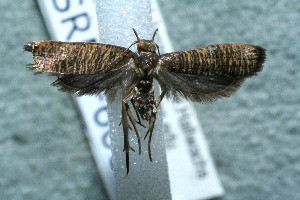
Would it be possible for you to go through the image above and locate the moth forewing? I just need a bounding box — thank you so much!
[159,43,266,77]
[24,41,135,75]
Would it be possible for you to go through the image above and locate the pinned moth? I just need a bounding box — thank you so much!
[24,29,266,174]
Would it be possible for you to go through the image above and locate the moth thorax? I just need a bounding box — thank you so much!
[134,51,159,77]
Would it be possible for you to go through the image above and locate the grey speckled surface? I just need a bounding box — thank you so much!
[159,0,300,199]
[1,1,106,200]
[1,0,300,199]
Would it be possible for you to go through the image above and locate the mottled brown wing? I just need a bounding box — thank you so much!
[156,44,266,102]
[24,41,135,74]
[24,41,135,99]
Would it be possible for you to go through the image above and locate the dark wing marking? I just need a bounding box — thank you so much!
[24,41,135,74]
[155,67,244,102]
[52,64,135,101]
[156,44,266,102]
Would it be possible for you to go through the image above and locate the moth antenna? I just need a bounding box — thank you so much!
[107,40,137,69]
[126,41,138,50]
[152,28,158,41]
[132,28,140,41]
[156,44,161,56]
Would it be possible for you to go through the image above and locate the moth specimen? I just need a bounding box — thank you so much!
[24,29,266,174]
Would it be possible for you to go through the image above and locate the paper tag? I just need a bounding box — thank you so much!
[162,101,224,199]
[37,0,224,199]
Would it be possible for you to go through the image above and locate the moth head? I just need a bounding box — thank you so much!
[133,28,159,53]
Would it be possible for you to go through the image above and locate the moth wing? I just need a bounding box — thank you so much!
[155,67,245,102]
[51,62,136,101]
[156,44,266,102]
[24,41,135,74]
[159,44,266,77]
[24,41,136,100]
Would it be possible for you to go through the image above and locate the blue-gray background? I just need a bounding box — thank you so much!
[1,1,299,199]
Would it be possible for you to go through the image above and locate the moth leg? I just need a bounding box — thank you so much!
[130,99,146,128]
[124,101,142,155]
[121,100,142,174]
[144,90,167,162]
[119,121,133,130]
[145,109,156,162]
[121,100,131,174]
[122,85,142,154]
[144,89,166,139]
[156,89,167,108]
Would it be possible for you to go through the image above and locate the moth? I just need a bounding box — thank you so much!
[24,29,266,174]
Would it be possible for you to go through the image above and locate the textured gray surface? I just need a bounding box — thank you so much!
[1,0,300,200]
[1,1,107,199]
[159,0,300,199]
